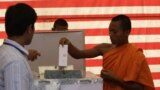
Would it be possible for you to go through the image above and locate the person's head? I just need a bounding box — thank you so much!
[109,14,131,46]
[52,18,68,31]
[5,3,37,45]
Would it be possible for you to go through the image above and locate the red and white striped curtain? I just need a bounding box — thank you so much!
[0,0,160,89]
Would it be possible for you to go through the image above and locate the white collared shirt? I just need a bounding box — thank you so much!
[0,39,33,90]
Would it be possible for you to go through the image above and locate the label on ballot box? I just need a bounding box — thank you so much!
[44,70,82,79]
[59,45,68,66]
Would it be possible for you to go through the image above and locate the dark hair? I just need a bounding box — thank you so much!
[112,15,131,32]
[5,3,37,37]
[53,18,68,30]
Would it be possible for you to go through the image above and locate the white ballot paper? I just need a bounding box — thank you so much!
[58,45,68,66]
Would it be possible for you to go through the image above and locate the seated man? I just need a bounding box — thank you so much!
[52,18,68,31]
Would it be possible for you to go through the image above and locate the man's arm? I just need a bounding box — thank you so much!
[4,61,30,90]
[123,81,144,90]
[59,37,103,59]
[59,37,114,59]
[101,70,144,90]
[68,42,103,59]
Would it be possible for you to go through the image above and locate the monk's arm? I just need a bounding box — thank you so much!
[68,43,114,59]
[101,70,144,90]
[123,81,144,90]
[67,42,102,59]
[59,37,103,59]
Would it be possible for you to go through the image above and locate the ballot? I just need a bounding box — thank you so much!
[58,45,68,66]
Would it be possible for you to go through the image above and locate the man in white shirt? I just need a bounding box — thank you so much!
[0,3,37,90]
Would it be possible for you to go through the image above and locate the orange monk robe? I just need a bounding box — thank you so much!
[102,44,155,90]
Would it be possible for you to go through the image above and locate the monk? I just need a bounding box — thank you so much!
[59,14,155,90]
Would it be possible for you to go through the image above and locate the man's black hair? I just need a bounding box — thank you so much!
[5,3,37,37]
[112,14,131,32]
[53,18,68,30]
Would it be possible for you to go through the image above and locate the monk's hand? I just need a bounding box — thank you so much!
[101,70,118,85]
[101,69,114,81]
[59,37,71,46]
[28,49,41,61]
[101,69,126,88]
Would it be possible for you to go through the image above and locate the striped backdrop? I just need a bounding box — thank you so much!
[0,0,160,89]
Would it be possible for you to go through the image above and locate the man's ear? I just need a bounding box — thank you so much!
[127,30,130,34]
[27,24,34,34]
[125,30,130,35]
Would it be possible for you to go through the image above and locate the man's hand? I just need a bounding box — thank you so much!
[28,49,41,61]
[101,69,144,90]
[100,69,124,87]
[101,70,117,83]
[59,37,71,46]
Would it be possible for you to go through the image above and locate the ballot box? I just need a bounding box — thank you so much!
[32,72,103,90]
[25,31,85,77]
